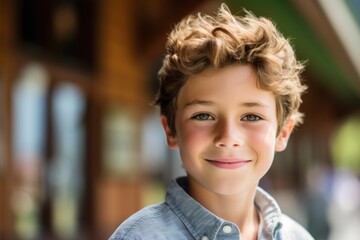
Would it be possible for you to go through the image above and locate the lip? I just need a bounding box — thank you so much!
[206,158,251,169]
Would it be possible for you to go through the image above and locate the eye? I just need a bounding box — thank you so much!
[191,113,214,121]
[241,114,262,122]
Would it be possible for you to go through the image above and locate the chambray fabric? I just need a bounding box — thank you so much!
[109,177,314,240]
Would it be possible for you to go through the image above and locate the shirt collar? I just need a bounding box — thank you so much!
[165,177,282,239]
[255,187,283,238]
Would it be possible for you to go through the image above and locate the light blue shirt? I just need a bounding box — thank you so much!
[109,177,314,240]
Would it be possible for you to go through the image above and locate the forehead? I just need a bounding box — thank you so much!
[177,64,276,108]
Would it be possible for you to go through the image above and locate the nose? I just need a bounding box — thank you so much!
[214,119,244,148]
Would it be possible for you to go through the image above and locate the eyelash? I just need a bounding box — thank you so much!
[191,113,214,121]
[191,113,263,122]
[241,114,263,122]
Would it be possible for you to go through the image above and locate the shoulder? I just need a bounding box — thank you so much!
[278,214,314,240]
[108,203,188,240]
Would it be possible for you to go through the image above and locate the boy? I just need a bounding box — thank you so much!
[110,3,313,240]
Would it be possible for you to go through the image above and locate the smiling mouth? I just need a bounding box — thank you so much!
[206,159,251,169]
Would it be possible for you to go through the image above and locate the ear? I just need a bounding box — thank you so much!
[275,117,295,152]
[160,116,178,149]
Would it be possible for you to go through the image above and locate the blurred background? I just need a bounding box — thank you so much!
[0,0,360,239]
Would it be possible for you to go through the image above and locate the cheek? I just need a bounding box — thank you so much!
[177,121,211,142]
[247,125,277,176]
[176,124,212,162]
[178,130,207,154]
[246,125,277,151]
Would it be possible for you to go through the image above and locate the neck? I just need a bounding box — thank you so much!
[189,180,259,239]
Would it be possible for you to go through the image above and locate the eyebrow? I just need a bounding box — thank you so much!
[184,100,215,108]
[183,99,270,108]
[241,102,270,108]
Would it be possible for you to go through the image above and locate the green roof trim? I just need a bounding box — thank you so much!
[226,0,360,106]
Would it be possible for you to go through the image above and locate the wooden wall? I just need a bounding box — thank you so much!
[0,0,214,238]
[0,0,17,237]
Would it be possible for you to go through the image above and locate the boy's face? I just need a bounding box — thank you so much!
[161,64,294,196]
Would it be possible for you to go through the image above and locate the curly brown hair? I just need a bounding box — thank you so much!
[155,3,307,135]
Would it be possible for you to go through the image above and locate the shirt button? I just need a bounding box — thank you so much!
[201,236,209,240]
[222,225,232,234]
